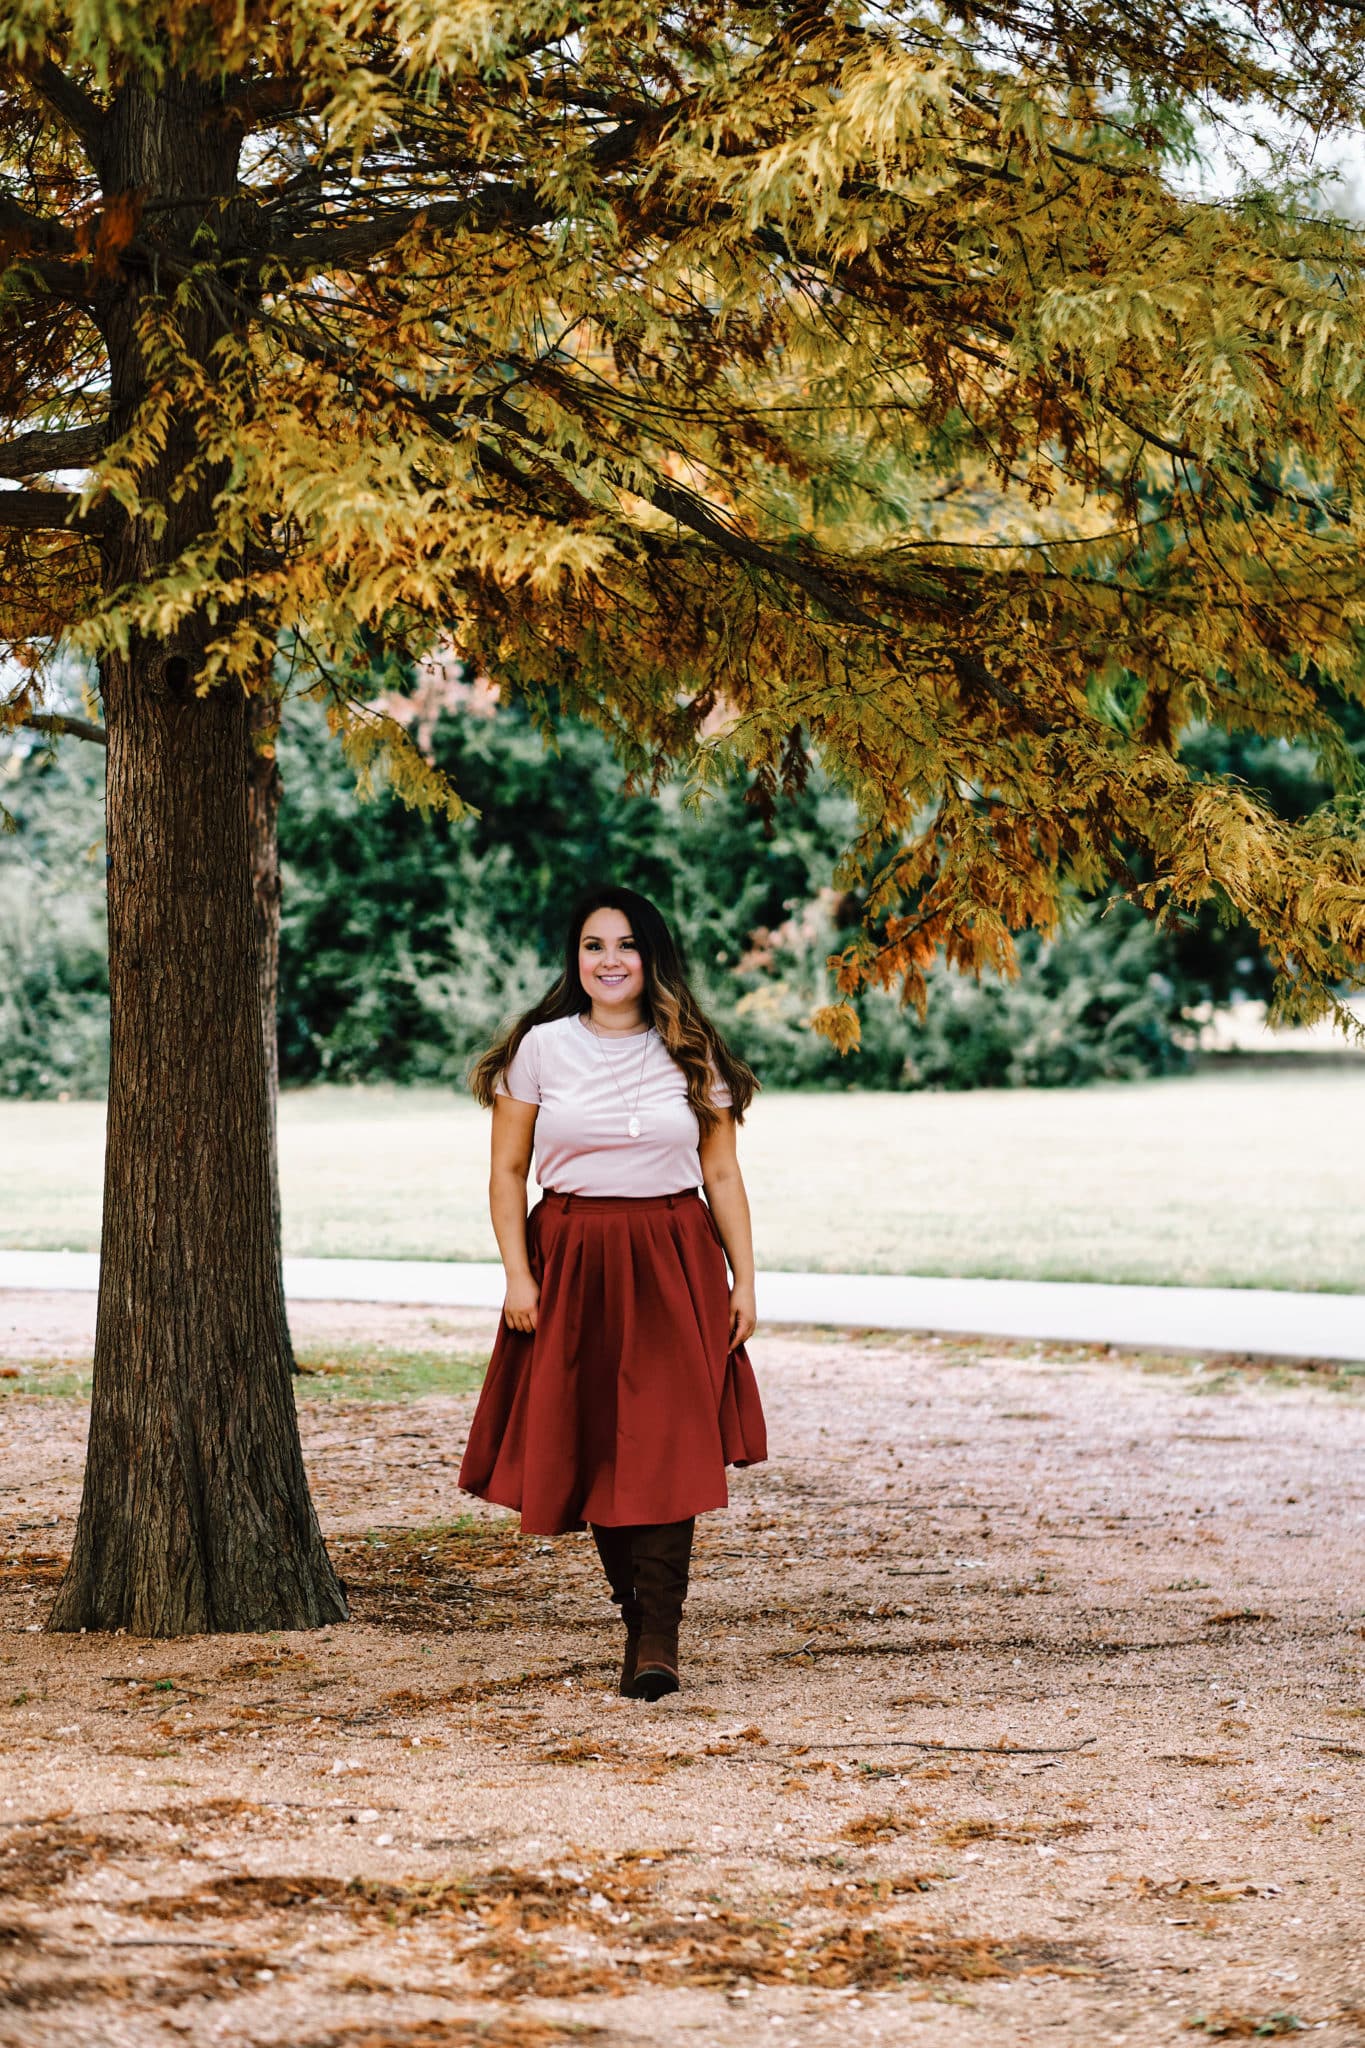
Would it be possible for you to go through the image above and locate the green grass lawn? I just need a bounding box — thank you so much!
[0,1343,487,1401]
[2,1063,1362,1290]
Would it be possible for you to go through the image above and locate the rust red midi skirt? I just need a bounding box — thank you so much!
[457,1189,767,1536]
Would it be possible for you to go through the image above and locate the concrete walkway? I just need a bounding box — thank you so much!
[2,1249,1361,1361]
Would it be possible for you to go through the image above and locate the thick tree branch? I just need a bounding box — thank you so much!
[257,184,558,275]
[0,193,77,257]
[14,709,106,746]
[222,71,310,130]
[29,57,106,162]
[0,488,112,533]
[0,425,105,479]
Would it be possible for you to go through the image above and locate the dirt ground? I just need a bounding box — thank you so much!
[1,1291,1363,2048]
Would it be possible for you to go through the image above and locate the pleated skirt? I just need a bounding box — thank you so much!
[457,1188,768,1536]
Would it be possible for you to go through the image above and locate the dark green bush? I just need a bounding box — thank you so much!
[0,735,109,1099]
[713,890,1187,1091]
[3,686,1354,1100]
[276,695,1191,1090]
[275,691,847,1085]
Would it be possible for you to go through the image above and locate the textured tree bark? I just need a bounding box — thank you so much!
[49,71,344,1634]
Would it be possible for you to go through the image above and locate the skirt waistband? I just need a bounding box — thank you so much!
[538,1187,702,1214]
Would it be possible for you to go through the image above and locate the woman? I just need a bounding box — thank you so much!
[460,885,767,1701]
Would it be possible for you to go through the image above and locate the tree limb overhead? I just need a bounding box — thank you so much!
[0,425,105,479]
[0,489,111,533]
[13,709,107,745]
[27,56,106,162]
[0,192,77,256]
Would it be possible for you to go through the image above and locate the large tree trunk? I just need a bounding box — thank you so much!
[49,71,344,1634]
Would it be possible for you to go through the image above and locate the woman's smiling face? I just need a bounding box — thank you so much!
[578,906,646,1014]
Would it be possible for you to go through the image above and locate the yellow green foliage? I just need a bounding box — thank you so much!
[1,1,1364,1027]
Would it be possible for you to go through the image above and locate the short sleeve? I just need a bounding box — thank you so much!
[708,1063,733,1110]
[496,1028,542,1105]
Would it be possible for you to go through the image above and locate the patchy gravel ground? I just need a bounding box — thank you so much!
[1,1290,1363,2048]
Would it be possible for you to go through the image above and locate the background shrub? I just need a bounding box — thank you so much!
[3,684,1357,1099]
[0,735,109,1099]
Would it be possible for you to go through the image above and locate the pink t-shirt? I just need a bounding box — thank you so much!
[495,1013,732,1197]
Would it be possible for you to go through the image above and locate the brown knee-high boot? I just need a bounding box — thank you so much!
[590,1523,642,1696]
[625,1518,695,1701]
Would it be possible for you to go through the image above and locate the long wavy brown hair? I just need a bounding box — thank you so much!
[468,885,757,1134]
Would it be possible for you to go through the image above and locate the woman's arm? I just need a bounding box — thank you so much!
[490,1095,541,1332]
[699,1110,757,1352]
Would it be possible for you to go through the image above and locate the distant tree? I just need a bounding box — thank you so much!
[1,2,1364,1633]
[272,681,853,1085]
[0,719,109,1099]
[7,684,1351,1105]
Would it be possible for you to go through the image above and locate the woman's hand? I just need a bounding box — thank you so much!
[503,1273,540,1334]
[728,1280,757,1352]
[702,1114,758,1356]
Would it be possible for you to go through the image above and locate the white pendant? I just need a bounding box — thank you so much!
[628,1115,641,1138]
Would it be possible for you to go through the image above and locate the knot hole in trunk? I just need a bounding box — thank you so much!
[164,654,193,698]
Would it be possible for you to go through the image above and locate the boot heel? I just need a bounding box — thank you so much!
[628,1626,679,1699]
[629,1664,679,1701]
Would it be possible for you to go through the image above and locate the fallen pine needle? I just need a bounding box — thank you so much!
[805,1737,1098,1756]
